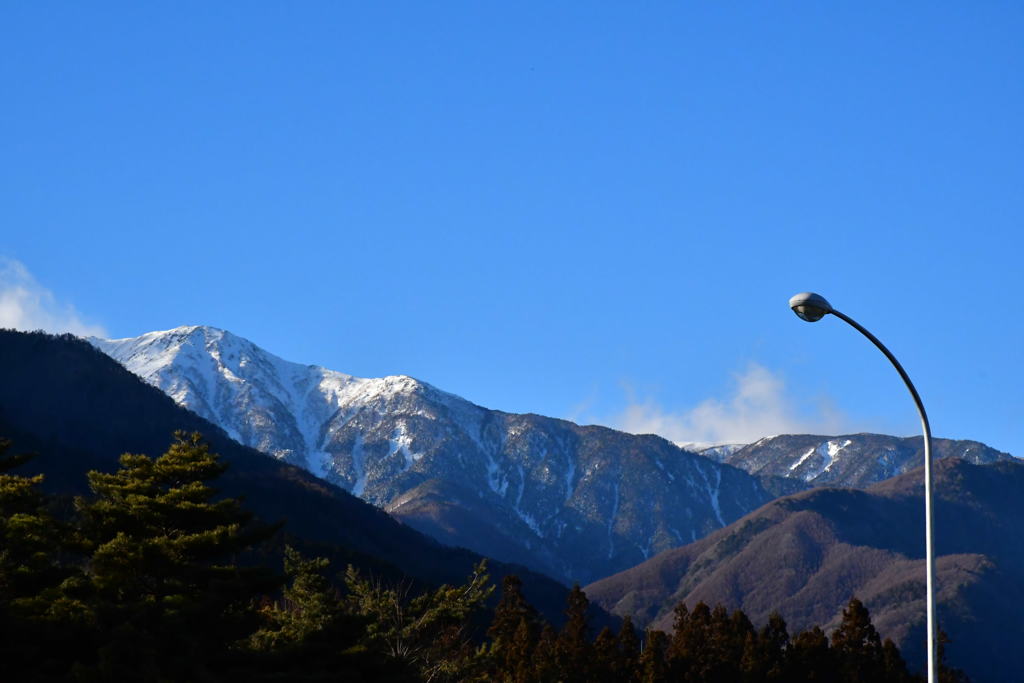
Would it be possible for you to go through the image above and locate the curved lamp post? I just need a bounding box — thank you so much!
[788,292,937,683]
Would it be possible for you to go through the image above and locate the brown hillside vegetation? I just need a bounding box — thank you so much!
[585,458,1024,682]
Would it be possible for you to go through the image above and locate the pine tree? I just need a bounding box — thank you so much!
[0,439,92,680]
[555,583,594,682]
[486,575,541,680]
[509,616,539,683]
[669,600,717,682]
[831,597,885,682]
[592,625,621,683]
[249,545,356,649]
[639,628,669,683]
[715,607,753,681]
[246,545,404,681]
[674,604,747,683]
[345,559,493,682]
[0,440,62,603]
[789,625,838,683]
[752,611,790,682]
[666,600,692,678]
[881,637,915,683]
[75,431,279,681]
[617,615,641,682]
[740,630,761,682]
[531,623,561,682]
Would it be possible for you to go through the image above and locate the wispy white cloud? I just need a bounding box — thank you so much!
[0,257,107,337]
[606,363,849,446]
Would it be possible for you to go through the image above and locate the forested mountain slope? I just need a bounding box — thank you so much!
[92,325,774,584]
[0,329,574,621]
[585,457,1024,682]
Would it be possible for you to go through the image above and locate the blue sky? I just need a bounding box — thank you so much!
[2,3,1022,456]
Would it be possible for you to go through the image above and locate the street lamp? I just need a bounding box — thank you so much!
[788,291,937,683]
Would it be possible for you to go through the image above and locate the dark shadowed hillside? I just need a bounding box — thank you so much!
[91,325,775,585]
[0,329,578,623]
[585,457,1024,682]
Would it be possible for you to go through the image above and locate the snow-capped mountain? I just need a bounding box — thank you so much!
[90,325,774,585]
[686,442,748,461]
[705,433,1013,489]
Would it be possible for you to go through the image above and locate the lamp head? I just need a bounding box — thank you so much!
[789,292,833,322]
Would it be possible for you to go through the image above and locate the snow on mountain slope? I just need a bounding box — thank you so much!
[92,326,480,481]
[707,433,1013,489]
[684,442,748,462]
[91,325,773,585]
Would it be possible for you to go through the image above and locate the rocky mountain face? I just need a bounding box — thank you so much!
[0,330,578,623]
[584,457,1024,682]
[91,325,774,586]
[699,433,1013,492]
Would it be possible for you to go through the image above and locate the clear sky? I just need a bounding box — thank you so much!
[2,3,1022,456]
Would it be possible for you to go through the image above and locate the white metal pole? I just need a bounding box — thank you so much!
[829,309,937,683]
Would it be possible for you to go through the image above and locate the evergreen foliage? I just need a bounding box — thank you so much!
[617,615,642,682]
[0,431,952,681]
[250,545,346,649]
[747,611,789,682]
[74,431,281,680]
[0,439,88,679]
[554,583,593,682]
[531,623,561,682]
[344,559,493,682]
[485,575,543,682]
[639,628,670,683]
[243,545,415,682]
[831,597,885,682]
[592,625,620,683]
[789,625,836,682]
[0,439,55,605]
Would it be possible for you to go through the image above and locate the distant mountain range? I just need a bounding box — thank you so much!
[698,433,1011,491]
[585,457,1024,682]
[90,326,774,585]
[90,325,1016,587]
[8,326,1018,680]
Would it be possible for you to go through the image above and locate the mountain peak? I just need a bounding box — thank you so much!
[87,326,453,475]
[101,323,220,342]
[89,324,774,585]
[709,432,1013,488]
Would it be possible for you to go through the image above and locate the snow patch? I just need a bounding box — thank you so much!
[790,447,817,471]
[823,438,853,473]
[564,453,576,501]
[793,439,853,481]
[607,480,620,559]
[517,508,543,536]
[307,450,331,480]
[388,424,419,472]
[698,464,725,526]
[351,434,368,497]
[485,452,502,494]
[652,456,675,482]
[515,465,526,510]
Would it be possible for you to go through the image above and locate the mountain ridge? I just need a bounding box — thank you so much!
[702,432,1012,490]
[90,325,1015,589]
[0,328,581,625]
[90,325,774,585]
[584,457,1024,682]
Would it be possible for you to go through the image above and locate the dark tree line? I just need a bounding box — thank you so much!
[481,577,969,683]
[0,433,966,682]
